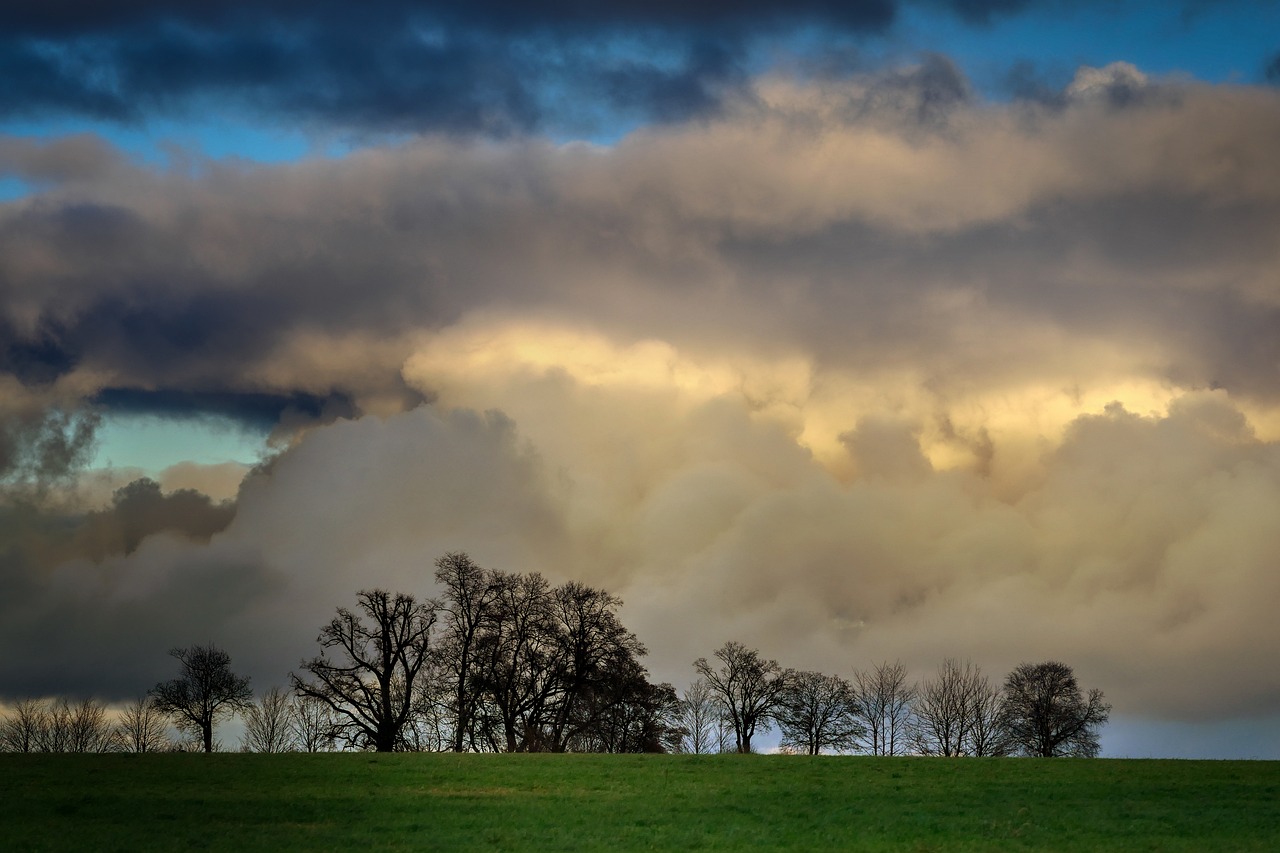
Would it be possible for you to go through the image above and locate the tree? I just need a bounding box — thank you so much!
[64,697,120,753]
[776,670,864,755]
[852,661,916,756]
[290,694,339,753]
[292,589,438,752]
[543,580,650,752]
[116,696,172,753]
[912,658,986,757]
[675,678,721,754]
[241,687,297,753]
[693,641,790,753]
[433,552,503,752]
[151,643,252,753]
[1001,661,1110,757]
[968,673,1012,757]
[0,699,46,753]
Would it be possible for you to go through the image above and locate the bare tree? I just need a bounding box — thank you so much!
[241,687,298,753]
[151,643,253,753]
[66,697,119,753]
[31,699,69,752]
[1002,661,1110,757]
[776,671,864,755]
[543,580,650,752]
[693,641,790,753]
[292,589,438,752]
[853,660,916,756]
[290,694,339,753]
[0,698,46,753]
[968,673,1012,757]
[912,658,985,757]
[116,696,172,753]
[433,552,503,752]
[19,697,119,753]
[675,678,720,754]
[471,571,556,752]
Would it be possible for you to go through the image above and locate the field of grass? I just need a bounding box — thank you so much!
[2,753,1278,851]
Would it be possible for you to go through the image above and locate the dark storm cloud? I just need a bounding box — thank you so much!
[0,0,1216,133]
[0,1,892,132]
[92,388,357,432]
[0,317,79,387]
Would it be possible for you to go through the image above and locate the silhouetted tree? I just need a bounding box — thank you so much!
[0,698,45,753]
[912,658,987,757]
[853,660,916,756]
[776,670,864,755]
[151,643,252,753]
[693,641,790,753]
[544,580,650,752]
[568,668,681,753]
[433,552,502,752]
[292,589,438,752]
[63,697,119,753]
[1001,661,1110,757]
[290,694,339,753]
[241,687,297,753]
[116,696,172,753]
[968,672,1013,757]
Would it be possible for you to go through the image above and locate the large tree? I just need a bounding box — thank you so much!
[776,670,863,755]
[433,552,503,752]
[693,641,790,753]
[543,580,650,752]
[292,589,438,752]
[1001,661,1110,757]
[151,643,253,753]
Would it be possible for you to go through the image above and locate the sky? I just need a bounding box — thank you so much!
[2,0,1280,758]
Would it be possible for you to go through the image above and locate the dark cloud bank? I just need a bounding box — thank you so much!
[0,0,1236,133]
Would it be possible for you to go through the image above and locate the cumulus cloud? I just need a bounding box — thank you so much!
[2,64,1280,739]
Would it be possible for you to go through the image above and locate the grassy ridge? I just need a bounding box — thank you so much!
[2,754,1278,851]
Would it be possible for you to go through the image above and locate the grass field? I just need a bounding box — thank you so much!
[2,753,1277,851]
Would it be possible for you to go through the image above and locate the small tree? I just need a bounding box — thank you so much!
[116,696,172,753]
[1002,661,1110,757]
[0,699,46,753]
[292,589,438,752]
[968,673,1012,757]
[290,694,339,753]
[912,658,985,757]
[151,643,253,753]
[693,641,790,753]
[675,678,720,754]
[776,670,864,755]
[241,687,298,753]
[65,697,119,753]
[852,661,916,756]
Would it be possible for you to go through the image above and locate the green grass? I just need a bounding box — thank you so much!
[2,754,1277,851]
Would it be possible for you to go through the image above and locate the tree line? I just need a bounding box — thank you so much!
[0,552,1109,757]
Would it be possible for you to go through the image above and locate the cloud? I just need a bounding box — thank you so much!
[0,65,1279,739]
[0,0,1246,133]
